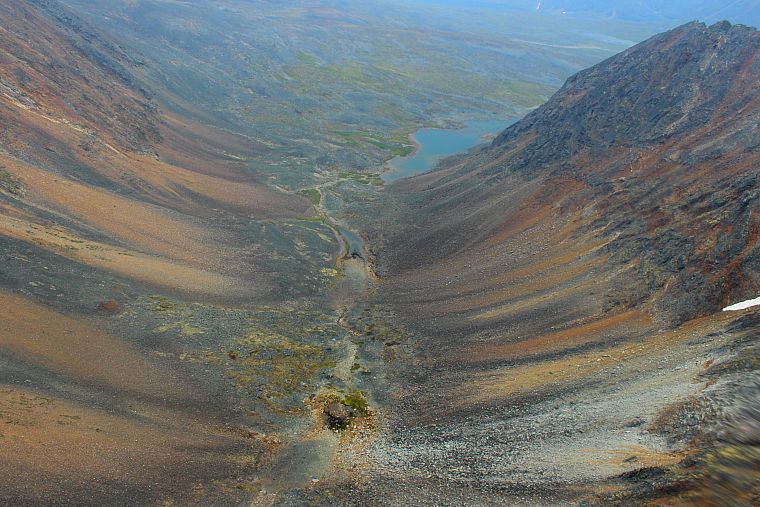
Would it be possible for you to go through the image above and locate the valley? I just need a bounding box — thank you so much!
[0,1,758,506]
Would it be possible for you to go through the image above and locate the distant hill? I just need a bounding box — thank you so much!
[533,0,760,27]
[409,0,760,28]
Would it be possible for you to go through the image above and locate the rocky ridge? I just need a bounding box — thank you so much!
[348,20,760,505]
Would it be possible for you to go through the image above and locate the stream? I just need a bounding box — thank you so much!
[266,119,516,500]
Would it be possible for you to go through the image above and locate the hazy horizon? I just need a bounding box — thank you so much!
[390,0,760,29]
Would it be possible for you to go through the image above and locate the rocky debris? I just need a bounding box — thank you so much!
[96,298,120,314]
[0,78,37,109]
[0,167,23,196]
[324,401,361,430]
[595,342,760,505]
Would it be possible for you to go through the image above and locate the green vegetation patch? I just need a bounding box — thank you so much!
[332,130,414,162]
[313,388,371,431]
[338,171,384,186]
[228,328,335,406]
[298,188,322,206]
[341,390,370,415]
[139,296,210,338]
[295,50,319,66]
[243,219,340,298]
[149,295,179,313]
[354,306,407,347]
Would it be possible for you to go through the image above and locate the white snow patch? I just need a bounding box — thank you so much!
[723,296,760,311]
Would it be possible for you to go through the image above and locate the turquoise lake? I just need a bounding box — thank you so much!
[382,119,515,183]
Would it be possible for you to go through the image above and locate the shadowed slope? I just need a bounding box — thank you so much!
[359,21,760,504]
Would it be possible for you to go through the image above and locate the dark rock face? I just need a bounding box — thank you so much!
[324,401,360,430]
[493,21,760,170]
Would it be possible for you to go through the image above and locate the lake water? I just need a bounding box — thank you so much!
[382,119,515,183]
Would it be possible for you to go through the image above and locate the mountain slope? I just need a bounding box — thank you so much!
[0,0,160,153]
[0,2,663,505]
[0,2,337,505]
[389,20,760,323]
[2,2,759,505]
[354,20,760,504]
[0,0,314,301]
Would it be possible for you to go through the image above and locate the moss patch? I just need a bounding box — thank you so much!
[229,329,335,407]
[311,388,372,430]
[298,188,322,206]
[338,171,384,186]
[341,390,369,415]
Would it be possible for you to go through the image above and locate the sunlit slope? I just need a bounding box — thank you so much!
[0,2,334,504]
